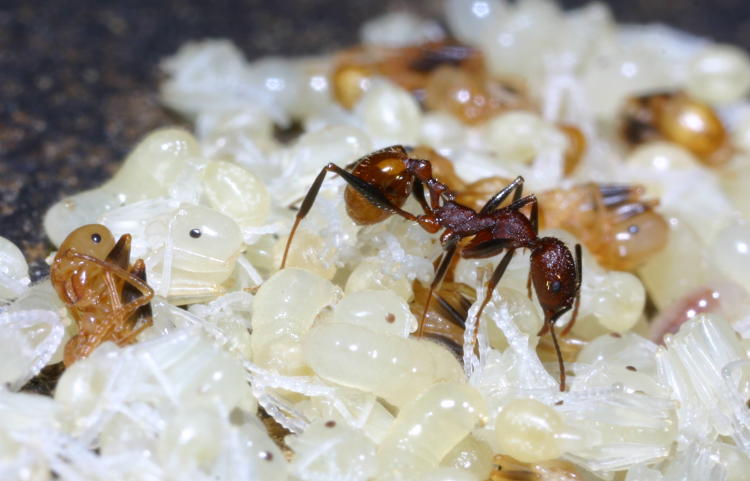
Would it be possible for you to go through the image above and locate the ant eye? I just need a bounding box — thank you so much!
[550,280,561,293]
[91,233,102,243]
[628,224,640,234]
[189,228,202,239]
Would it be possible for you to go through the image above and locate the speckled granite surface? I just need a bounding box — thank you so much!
[2,0,750,280]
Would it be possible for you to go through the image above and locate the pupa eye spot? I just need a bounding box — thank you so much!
[91,233,102,243]
[189,228,202,239]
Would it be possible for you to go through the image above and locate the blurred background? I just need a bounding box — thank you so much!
[2,0,750,278]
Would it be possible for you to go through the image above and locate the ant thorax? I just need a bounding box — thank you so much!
[433,201,493,235]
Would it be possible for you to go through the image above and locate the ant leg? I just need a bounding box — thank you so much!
[479,176,524,214]
[123,259,153,330]
[67,252,154,312]
[507,194,538,212]
[473,248,515,334]
[530,198,539,235]
[548,319,566,391]
[412,178,433,215]
[561,244,583,337]
[417,238,459,337]
[281,163,419,268]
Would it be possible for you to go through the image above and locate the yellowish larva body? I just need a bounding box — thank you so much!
[303,323,464,406]
[376,382,488,481]
[252,268,340,374]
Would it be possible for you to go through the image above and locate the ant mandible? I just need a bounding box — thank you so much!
[280,145,582,391]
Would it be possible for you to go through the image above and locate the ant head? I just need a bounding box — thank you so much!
[59,224,116,260]
[529,237,578,321]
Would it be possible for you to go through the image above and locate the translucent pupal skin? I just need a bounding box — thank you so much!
[376,382,488,481]
[50,224,153,366]
[303,323,464,407]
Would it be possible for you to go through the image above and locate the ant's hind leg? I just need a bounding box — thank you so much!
[281,163,419,268]
[479,176,525,215]
[561,244,583,337]
[417,238,459,338]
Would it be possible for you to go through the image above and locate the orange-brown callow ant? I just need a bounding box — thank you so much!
[459,179,669,272]
[281,146,582,390]
[331,42,532,123]
[619,90,732,167]
[50,224,154,366]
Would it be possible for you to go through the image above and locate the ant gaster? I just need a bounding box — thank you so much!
[281,145,582,390]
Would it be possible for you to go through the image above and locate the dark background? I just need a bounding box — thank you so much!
[3,0,750,280]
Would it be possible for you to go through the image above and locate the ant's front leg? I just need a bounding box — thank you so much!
[282,163,419,268]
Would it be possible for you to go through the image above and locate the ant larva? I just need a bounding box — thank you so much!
[281,145,582,390]
[50,224,154,366]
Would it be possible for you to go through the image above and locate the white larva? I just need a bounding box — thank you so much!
[331,289,416,337]
[376,382,488,481]
[44,128,202,246]
[303,323,465,407]
[252,268,341,374]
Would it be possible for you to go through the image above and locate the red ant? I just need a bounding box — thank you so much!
[281,145,582,390]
